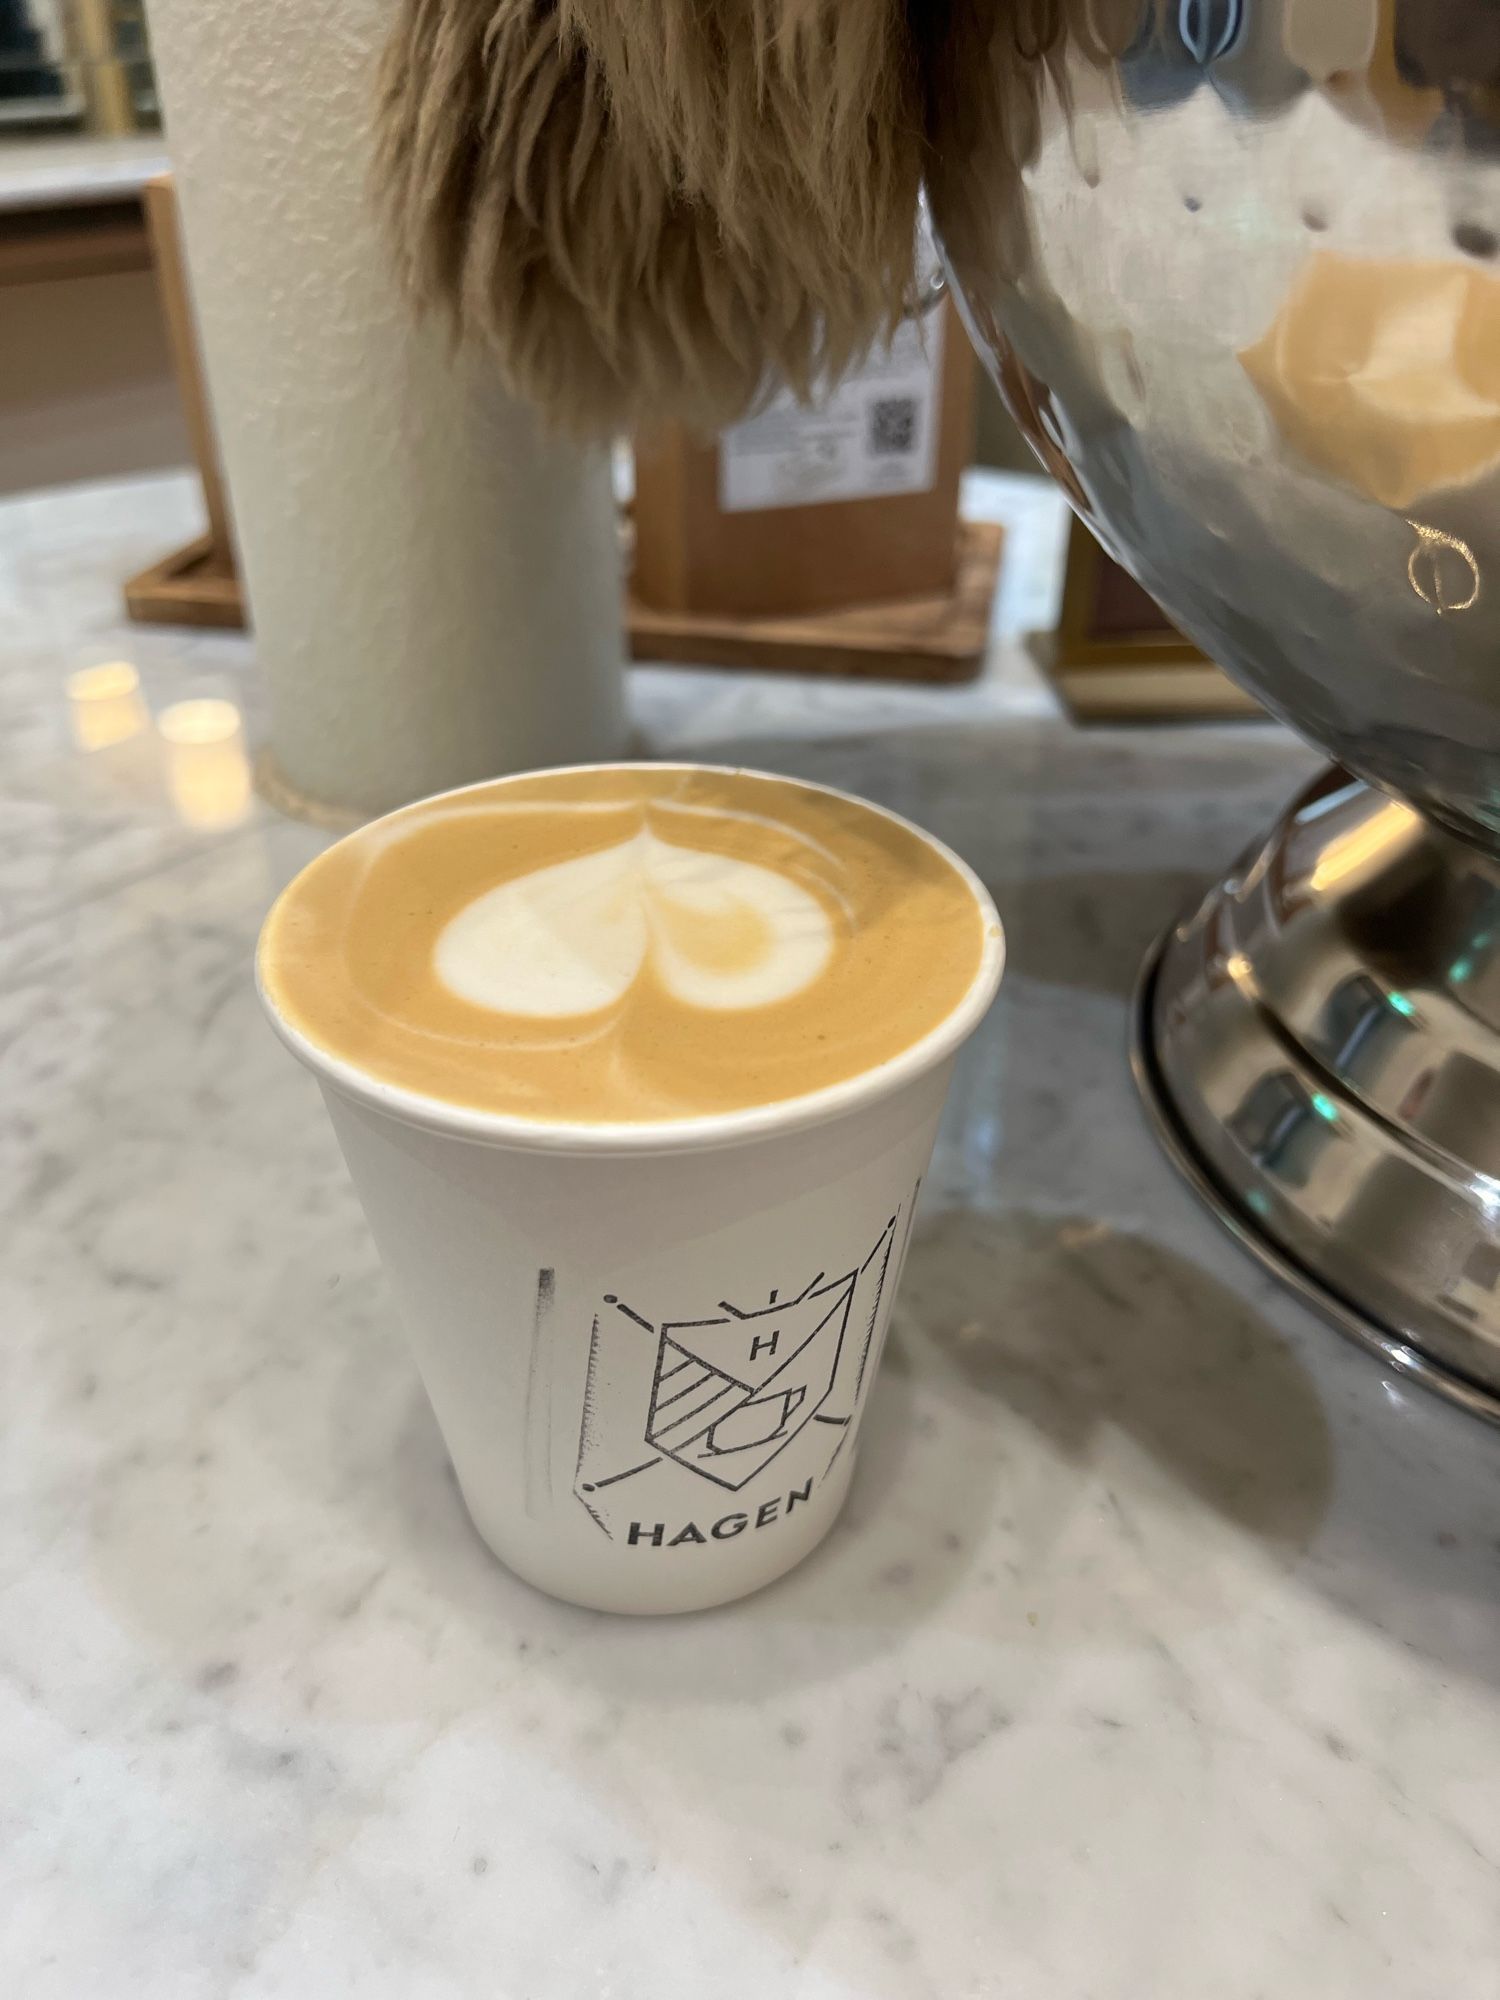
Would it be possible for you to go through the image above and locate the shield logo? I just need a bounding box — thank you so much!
[644,1272,856,1491]
[570,1199,915,1538]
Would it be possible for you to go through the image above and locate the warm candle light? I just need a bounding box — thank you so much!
[66,661,149,751]
[157,697,253,829]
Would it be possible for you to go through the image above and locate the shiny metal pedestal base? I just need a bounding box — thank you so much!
[1134,769,1500,1427]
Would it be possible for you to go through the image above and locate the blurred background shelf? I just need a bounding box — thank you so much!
[0,128,165,206]
[0,0,157,138]
[0,3,178,494]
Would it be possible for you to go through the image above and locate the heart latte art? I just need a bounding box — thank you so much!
[259,767,989,1124]
[434,830,834,1018]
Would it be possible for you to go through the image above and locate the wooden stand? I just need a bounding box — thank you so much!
[1042,518,1264,721]
[124,174,246,630]
[626,516,1002,681]
[123,531,243,628]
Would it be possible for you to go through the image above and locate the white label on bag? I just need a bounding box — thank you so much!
[718,312,946,512]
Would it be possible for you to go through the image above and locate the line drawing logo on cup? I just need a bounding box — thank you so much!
[643,1266,854,1491]
[571,1192,918,1545]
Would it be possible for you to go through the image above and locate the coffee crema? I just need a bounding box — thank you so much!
[259,766,990,1124]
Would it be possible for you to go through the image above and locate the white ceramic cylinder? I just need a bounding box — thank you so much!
[145,0,627,816]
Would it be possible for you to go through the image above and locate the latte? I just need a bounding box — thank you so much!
[258,765,991,1125]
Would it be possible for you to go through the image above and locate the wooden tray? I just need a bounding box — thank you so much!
[627,517,1003,682]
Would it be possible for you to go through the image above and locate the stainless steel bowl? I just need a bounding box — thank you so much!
[930,0,1500,1408]
[930,0,1500,849]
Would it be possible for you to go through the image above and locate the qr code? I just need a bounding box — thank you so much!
[868,396,918,456]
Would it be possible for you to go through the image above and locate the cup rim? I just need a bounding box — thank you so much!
[256,762,1005,1156]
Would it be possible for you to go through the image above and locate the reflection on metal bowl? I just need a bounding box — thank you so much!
[930,0,1500,847]
[930,0,1500,1407]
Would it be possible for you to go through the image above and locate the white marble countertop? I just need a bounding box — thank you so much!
[5,469,1500,1999]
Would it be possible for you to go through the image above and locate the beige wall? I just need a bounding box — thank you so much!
[0,266,189,496]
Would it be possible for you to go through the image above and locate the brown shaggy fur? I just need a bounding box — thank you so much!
[375,0,925,433]
[374,0,1130,434]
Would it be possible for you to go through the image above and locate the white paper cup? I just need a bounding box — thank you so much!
[259,771,1003,1614]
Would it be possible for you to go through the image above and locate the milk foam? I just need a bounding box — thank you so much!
[259,765,990,1125]
[433,829,834,1017]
